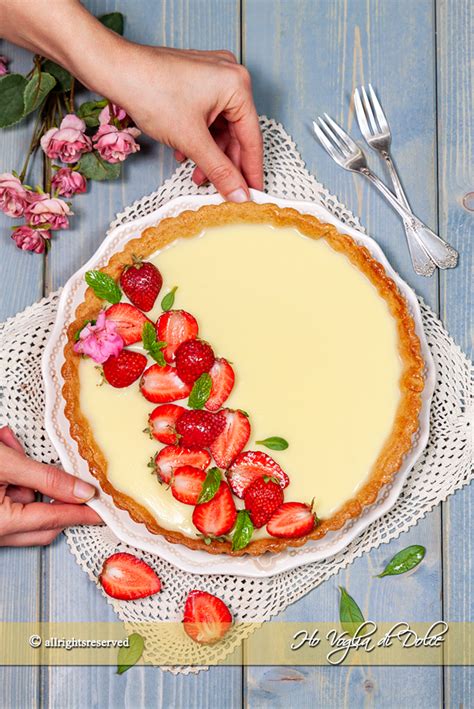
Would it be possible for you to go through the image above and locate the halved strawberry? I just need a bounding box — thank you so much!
[205,358,235,411]
[171,466,206,505]
[266,502,316,539]
[103,350,147,388]
[120,259,163,312]
[192,482,237,536]
[210,409,250,469]
[140,364,191,403]
[183,590,233,644]
[105,303,150,345]
[152,445,211,484]
[227,451,289,498]
[148,403,185,444]
[156,310,198,362]
[99,552,161,600]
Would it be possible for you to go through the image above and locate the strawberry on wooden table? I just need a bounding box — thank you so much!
[227,450,289,498]
[175,339,215,384]
[243,476,284,528]
[103,350,147,388]
[183,590,233,644]
[171,466,206,505]
[120,258,163,311]
[105,303,150,345]
[266,502,317,539]
[210,409,251,469]
[176,409,226,449]
[148,403,185,444]
[151,445,211,485]
[140,363,192,403]
[192,482,237,536]
[205,358,235,411]
[156,310,198,362]
[99,552,161,600]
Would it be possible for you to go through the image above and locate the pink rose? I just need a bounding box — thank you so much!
[73,311,124,363]
[51,167,87,197]
[0,172,30,217]
[11,225,51,254]
[40,114,92,164]
[98,102,128,125]
[25,194,73,230]
[0,55,9,76]
[93,124,141,164]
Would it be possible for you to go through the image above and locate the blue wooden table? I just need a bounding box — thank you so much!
[0,1,472,706]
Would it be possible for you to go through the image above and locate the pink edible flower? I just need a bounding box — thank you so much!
[51,167,87,197]
[98,102,128,126]
[73,311,124,363]
[40,114,92,164]
[11,225,50,254]
[93,124,141,164]
[0,55,9,76]
[25,194,73,230]
[0,172,30,217]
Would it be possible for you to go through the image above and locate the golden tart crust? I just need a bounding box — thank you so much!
[62,202,425,556]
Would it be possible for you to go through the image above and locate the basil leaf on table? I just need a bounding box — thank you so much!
[232,510,254,552]
[197,467,222,504]
[339,586,365,637]
[256,436,289,451]
[188,373,212,409]
[377,545,426,578]
[142,322,166,366]
[117,633,144,675]
[85,270,122,304]
[161,286,178,311]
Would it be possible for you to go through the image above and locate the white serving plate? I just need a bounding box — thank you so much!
[43,189,435,578]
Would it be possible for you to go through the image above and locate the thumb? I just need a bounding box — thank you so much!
[185,125,249,203]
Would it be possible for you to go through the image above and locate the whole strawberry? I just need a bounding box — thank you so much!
[103,350,147,388]
[120,258,163,312]
[175,339,215,384]
[176,409,226,449]
[243,477,284,528]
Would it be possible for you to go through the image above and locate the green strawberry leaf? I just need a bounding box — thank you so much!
[377,545,426,578]
[232,510,254,552]
[142,322,166,365]
[117,632,144,675]
[161,286,177,311]
[99,12,124,35]
[256,436,289,451]
[197,467,222,504]
[23,72,56,116]
[42,60,72,92]
[78,151,121,181]
[188,373,212,409]
[85,270,122,304]
[339,587,364,637]
[0,74,27,128]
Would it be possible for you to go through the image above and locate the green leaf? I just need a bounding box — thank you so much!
[78,151,121,181]
[42,60,72,92]
[232,510,254,552]
[0,74,27,128]
[339,587,364,637]
[197,467,222,504]
[142,322,166,365]
[99,12,124,35]
[117,633,144,675]
[256,436,289,451]
[161,286,177,311]
[85,271,122,304]
[76,99,108,128]
[188,373,212,410]
[23,71,56,116]
[377,545,426,578]
[74,319,95,342]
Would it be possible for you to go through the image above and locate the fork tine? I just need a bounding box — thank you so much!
[318,116,345,151]
[312,120,341,161]
[323,113,358,152]
[368,83,389,133]
[361,86,378,133]
[353,88,371,140]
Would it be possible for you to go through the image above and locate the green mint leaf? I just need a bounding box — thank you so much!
[42,60,72,92]
[142,322,166,365]
[161,286,177,311]
[85,271,121,304]
[117,633,144,675]
[23,72,56,116]
[197,467,222,504]
[99,12,124,35]
[339,587,365,637]
[78,151,121,181]
[256,436,289,451]
[188,373,212,410]
[0,74,27,128]
[74,319,96,342]
[377,545,426,578]
[231,510,254,552]
[76,99,107,127]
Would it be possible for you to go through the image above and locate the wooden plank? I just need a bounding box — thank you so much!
[436,0,474,705]
[41,1,243,708]
[243,0,443,706]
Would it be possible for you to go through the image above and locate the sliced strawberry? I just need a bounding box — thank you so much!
[176,409,226,449]
[210,409,250,469]
[227,451,289,498]
[183,590,233,644]
[192,482,237,536]
[148,403,185,444]
[156,310,198,362]
[171,465,206,505]
[99,552,161,600]
[205,358,235,411]
[120,259,163,312]
[103,350,147,388]
[152,446,211,484]
[140,364,191,403]
[266,502,316,539]
[105,303,150,345]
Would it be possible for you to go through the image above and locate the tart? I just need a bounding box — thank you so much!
[62,202,425,555]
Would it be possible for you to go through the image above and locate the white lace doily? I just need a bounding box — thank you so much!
[0,117,472,674]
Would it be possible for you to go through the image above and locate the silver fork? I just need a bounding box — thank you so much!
[354,85,457,275]
[312,114,459,274]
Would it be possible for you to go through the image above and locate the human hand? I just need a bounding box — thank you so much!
[0,426,102,547]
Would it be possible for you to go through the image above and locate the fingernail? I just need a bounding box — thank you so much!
[73,479,96,501]
[226,188,248,203]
